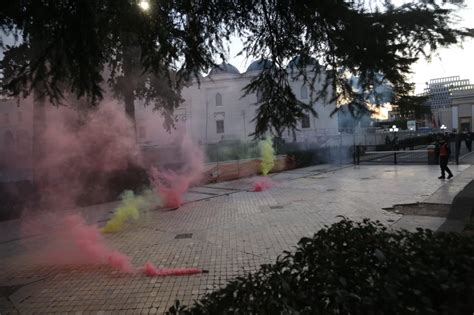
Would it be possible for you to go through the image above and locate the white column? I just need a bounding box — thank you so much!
[452,105,458,130]
[472,105,474,132]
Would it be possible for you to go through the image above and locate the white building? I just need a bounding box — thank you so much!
[425,76,474,132]
[135,58,339,146]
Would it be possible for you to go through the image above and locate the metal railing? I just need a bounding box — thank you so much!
[354,140,471,165]
[354,146,431,165]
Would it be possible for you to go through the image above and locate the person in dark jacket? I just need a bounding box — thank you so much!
[454,130,461,164]
[463,130,472,152]
[438,138,453,179]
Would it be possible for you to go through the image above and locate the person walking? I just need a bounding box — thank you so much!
[463,130,472,152]
[454,130,461,164]
[438,138,453,180]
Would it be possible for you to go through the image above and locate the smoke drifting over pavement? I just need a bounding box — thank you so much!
[13,100,205,274]
[149,135,204,208]
[35,102,142,210]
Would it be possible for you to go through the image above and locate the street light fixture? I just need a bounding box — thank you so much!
[388,125,399,151]
[440,124,447,131]
[138,0,150,11]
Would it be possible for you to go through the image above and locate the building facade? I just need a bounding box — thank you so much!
[451,87,474,132]
[424,76,474,132]
[135,59,339,147]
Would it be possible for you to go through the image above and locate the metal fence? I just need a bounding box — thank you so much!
[355,147,432,165]
[198,128,442,169]
[3,129,471,182]
[355,141,472,165]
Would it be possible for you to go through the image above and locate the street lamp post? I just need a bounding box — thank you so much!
[389,125,399,164]
[440,124,448,145]
[389,125,399,145]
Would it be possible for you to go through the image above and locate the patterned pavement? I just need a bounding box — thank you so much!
[0,163,470,314]
[460,151,474,164]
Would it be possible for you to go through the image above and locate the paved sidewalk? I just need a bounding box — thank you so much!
[460,150,474,164]
[391,164,474,232]
[0,163,471,314]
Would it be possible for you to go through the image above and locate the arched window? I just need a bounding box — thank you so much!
[214,112,225,134]
[216,93,222,106]
[301,114,310,129]
[300,86,308,99]
[216,120,224,134]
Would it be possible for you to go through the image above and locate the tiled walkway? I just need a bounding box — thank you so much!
[0,164,470,314]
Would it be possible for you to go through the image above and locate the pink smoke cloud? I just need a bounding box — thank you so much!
[22,213,202,276]
[22,213,134,273]
[35,102,142,209]
[15,99,205,275]
[149,136,204,208]
[17,101,144,272]
[252,176,276,192]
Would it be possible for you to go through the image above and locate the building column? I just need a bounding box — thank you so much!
[472,105,474,132]
[452,105,459,131]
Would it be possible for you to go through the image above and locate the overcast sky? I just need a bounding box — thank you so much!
[226,1,474,94]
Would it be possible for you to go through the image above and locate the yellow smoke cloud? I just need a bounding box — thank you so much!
[260,137,275,176]
[101,189,160,233]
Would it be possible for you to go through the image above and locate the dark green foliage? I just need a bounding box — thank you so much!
[394,94,431,120]
[204,141,260,162]
[76,163,150,207]
[274,141,315,166]
[286,150,316,168]
[167,218,474,314]
[110,45,183,128]
[1,0,473,137]
[0,165,150,220]
[242,66,316,138]
[278,142,354,166]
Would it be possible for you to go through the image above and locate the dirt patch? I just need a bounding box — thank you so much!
[384,203,450,217]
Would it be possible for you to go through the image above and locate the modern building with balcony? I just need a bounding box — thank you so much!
[424,76,474,132]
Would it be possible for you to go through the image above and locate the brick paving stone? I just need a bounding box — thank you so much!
[0,164,469,314]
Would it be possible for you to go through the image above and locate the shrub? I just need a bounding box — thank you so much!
[205,141,260,162]
[168,218,474,314]
[287,150,315,168]
[76,163,150,206]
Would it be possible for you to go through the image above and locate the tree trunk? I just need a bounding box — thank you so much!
[32,88,46,184]
[122,48,137,141]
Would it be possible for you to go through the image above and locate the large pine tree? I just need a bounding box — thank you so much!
[1,0,472,137]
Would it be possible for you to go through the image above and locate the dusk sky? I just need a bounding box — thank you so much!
[226,1,474,94]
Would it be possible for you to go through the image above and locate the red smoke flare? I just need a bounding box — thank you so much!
[142,261,202,276]
[252,177,275,192]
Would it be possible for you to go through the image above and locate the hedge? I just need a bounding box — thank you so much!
[168,218,474,314]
